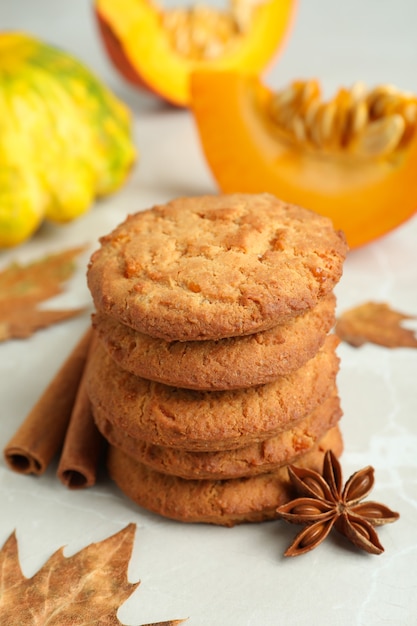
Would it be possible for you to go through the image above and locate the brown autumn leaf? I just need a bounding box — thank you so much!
[335,301,417,348]
[0,247,87,341]
[0,524,187,626]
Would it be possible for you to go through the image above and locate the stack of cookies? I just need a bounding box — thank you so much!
[86,193,348,526]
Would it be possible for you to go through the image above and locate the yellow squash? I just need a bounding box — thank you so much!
[0,32,136,247]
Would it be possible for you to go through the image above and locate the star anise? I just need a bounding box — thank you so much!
[276,450,400,557]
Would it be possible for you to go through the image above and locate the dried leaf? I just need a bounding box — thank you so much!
[0,524,138,625]
[141,622,187,626]
[0,525,187,626]
[0,247,87,341]
[335,301,417,348]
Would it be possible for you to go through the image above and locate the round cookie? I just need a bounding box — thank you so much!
[107,426,344,526]
[87,334,340,451]
[94,392,342,479]
[87,194,347,341]
[93,293,336,390]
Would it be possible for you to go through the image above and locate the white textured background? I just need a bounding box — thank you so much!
[1,2,417,625]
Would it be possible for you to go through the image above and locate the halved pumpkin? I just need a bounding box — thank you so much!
[190,70,417,248]
[94,0,296,107]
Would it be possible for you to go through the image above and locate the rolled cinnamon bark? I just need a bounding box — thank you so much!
[57,334,104,489]
[3,328,93,475]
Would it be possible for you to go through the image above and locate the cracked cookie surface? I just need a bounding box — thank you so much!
[87,193,347,341]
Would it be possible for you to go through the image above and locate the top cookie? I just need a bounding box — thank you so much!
[87,193,347,341]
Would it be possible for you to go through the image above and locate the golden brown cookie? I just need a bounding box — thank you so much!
[107,426,343,526]
[87,334,340,451]
[92,293,336,390]
[95,391,342,479]
[87,194,347,341]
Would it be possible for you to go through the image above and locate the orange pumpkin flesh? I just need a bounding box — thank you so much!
[94,0,296,107]
[190,70,417,248]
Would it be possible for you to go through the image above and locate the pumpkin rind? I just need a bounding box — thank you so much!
[94,0,296,107]
[0,32,136,247]
[190,70,417,248]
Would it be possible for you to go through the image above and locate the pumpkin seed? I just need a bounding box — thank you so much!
[161,0,260,60]
[352,114,406,157]
[268,80,416,157]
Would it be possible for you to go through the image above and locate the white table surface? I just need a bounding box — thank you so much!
[1,1,417,624]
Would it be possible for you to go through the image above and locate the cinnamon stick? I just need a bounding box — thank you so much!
[57,334,104,489]
[3,328,93,475]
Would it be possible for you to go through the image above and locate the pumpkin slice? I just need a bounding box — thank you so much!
[190,70,417,248]
[94,0,296,107]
